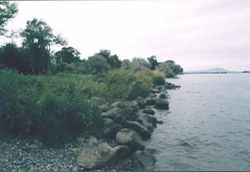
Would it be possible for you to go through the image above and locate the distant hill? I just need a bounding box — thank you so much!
[184,68,241,74]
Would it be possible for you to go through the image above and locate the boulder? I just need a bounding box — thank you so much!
[155,85,163,91]
[102,107,126,124]
[165,82,181,90]
[116,128,145,151]
[103,118,122,137]
[159,93,167,99]
[119,101,139,113]
[113,145,131,159]
[142,108,155,115]
[77,142,116,169]
[137,117,153,133]
[137,115,157,132]
[132,150,156,170]
[149,93,157,98]
[154,99,169,109]
[136,97,147,109]
[99,103,110,112]
[125,120,151,140]
[119,101,139,121]
[156,120,164,124]
[145,97,156,106]
[141,114,157,127]
[151,88,160,93]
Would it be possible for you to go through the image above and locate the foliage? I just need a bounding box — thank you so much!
[0,1,18,35]
[21,18,66,74]
[0,43,30,73]
[55,46,81,64]
[157,60,183,77]
[87,55,110,74]
[147,55,159,70]
[96,49,121,69]
[0,70,102,144]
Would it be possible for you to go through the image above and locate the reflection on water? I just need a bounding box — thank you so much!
[147,74,250,171]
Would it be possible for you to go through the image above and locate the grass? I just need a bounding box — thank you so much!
[0,68,166,145]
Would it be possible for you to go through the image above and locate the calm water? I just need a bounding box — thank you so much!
[148,73,250,171]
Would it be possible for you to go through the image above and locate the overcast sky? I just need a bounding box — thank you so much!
[4,0,250,71]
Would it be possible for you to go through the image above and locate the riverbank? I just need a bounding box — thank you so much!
[0,81,180,171]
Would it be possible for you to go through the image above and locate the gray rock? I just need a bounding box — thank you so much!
[159,93,167,99]
[165,82,181,90]
[99,104,110,112]
[132,150,156,170]
[145,97,156,106]
[154,99,169,109]
[124,120,151,140]
[119,101,139,113]
[151,88,160,93]
[156,120,164,124]
[77,142,116,169]
[137,115,157,132]
[136,97,147,109]
[116,128,145,151]
[102,107,126,124]
[113,145,131,159]
[103,118,122,137]
[142,108,155,115]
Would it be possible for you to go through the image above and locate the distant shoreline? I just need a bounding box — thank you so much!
[184,71,250,74]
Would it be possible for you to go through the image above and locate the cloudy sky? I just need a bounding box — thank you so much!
[4,0,250,71]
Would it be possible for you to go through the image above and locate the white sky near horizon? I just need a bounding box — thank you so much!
[2,0,250,71]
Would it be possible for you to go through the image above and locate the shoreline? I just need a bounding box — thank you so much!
[0,82,180,171]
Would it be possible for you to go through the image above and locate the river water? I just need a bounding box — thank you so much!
[148,73,250,171]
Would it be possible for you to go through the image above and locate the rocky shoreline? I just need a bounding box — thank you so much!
[0,82,180,171]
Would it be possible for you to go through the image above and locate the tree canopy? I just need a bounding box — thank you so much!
[0,1,18,35]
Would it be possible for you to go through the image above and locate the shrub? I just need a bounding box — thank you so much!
[128,80,150,100]
[0,70,102,145]
[152,70,166,85]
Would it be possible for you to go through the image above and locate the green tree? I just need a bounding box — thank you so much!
[55,46,81,64]
[147,55,159,70]
[87,55,110,74]
[21,18,66,74]
[131,57,150,71]
[96,49,121,69]
[0,1,18,35]
[0,43,31,73]
[157,60,183,77]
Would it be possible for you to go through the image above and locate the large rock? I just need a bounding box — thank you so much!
[116,128,145,151]
[77,142,116,169]
[145,97,156,106]
[125,120,151,140]
[119,101,139,121]
[151,88,160,93]
[102,107,126,124]
[159,93,167,99]
[132,150,156,170]
[154,99,169,109]
[103,118,122,137]
[136,97,147,109]
[142,108,155,115]
[137,115,157,132]
[165,82,181,90]
[99,103,110,112]
[113,145,131,159]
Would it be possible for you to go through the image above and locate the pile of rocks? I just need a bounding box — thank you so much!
[76,84,171,170]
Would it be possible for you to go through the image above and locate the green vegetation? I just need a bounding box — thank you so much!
[0,3,183,145]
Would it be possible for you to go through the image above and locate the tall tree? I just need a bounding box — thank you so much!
[147,55,159,70]
[0,1,18,36]
[55,46,81,64]
[96,49,121,69]
[21,18,66,74]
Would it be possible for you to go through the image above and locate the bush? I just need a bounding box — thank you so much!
[0,70,102,145]
[104,69,151,100]
[128,80,150,100]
